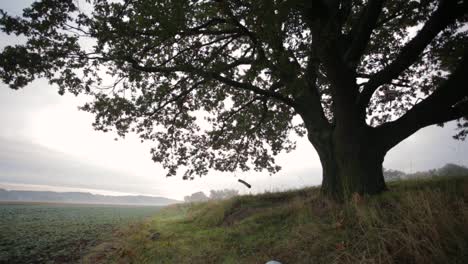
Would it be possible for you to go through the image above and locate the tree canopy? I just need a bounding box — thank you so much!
[1,0,467,195]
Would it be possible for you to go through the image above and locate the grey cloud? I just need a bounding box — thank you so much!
[0,137,156,194]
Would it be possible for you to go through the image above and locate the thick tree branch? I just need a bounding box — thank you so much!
[338,0,352,28]
[304,0,360,120]
[378,51,468,151]
[299,13,364,130]
[295,47,331,132]
[358,0,467,111]
[344,0,385,68]
[299,0,331,23]
[320,41,361,120]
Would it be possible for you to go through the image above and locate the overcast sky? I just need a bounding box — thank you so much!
[0,1,467,200]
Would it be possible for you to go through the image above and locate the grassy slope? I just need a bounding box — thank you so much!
[85,176,468,264]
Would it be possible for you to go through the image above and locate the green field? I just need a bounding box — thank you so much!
[0,203,162,264]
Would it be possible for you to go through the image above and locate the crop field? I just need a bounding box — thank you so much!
[0,202,162,264]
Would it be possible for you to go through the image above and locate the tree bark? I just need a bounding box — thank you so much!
[307,125,388,199]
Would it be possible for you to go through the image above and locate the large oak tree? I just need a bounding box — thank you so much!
[1,0,467,198]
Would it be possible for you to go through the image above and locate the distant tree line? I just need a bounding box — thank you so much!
[184,189,239,203]
[183,164,468,202]
[384,163,468,181]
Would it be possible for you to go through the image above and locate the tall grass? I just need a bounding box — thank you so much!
[85,176,468,264]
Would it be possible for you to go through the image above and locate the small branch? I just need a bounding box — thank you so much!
[148,80,206,117]
[238,179,251,188]
[211,96,263,144]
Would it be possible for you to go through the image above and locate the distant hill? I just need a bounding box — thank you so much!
[0,189,180,206]
[384,163,468,181]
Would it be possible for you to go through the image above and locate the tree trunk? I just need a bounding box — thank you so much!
[309,127,388,200]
